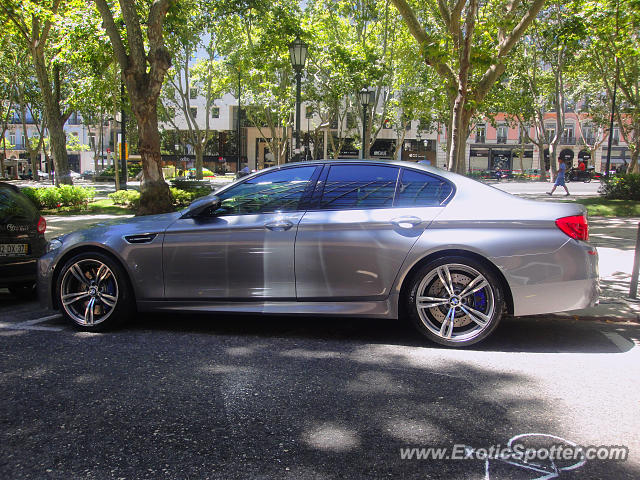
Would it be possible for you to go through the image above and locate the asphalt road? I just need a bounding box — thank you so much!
[1,293,638,479]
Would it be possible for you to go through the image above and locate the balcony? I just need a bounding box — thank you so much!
[496,136,507,144]
[579,136,596,146]
[475,135,486,144]
[560,136,576,145]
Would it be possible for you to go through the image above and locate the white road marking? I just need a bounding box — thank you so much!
[0,314,63,332]
[601,332,635,352]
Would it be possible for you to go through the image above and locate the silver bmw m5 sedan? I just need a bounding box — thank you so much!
[38,160,599,346]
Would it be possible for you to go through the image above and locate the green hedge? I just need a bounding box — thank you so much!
[108,187,211,209]
[108,190,141,208]
[23,186,96,209]
[599,174,640,201]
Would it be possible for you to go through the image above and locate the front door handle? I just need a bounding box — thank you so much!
[264,220,294,231]
[391,216,423,228]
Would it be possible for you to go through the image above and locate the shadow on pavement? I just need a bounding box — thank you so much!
[126,311,639,355]
[1,313,639,479]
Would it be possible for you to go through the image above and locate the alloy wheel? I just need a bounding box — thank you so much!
[60,259,119,326]
[415,263,495,343]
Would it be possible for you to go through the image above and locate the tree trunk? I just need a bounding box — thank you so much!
[629,138,639,174]
[448,99,472,173]
[1,138,6,178]
[135,110,172,215]
[31,46,71,185]
[48,119,71,186]
[536,146,546,181]
[194,143,203,180]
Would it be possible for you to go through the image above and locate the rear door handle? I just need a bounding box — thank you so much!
[391,216,423,228]
[264,220,294,231]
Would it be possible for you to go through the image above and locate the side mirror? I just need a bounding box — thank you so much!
[181,195,221,218]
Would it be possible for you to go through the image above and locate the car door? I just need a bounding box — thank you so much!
[163,165,320,300]
[295,165,453,300]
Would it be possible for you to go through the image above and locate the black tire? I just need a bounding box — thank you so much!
[406,255,505,347]
[584,176,592,183]
[8,283,36,299]
[55,251,133,331]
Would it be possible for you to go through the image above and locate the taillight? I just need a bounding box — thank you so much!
[37,216,46,234]
[555,215,588,241]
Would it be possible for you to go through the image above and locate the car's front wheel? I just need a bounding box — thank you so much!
[407,256,505,347]
[56,252,133,331]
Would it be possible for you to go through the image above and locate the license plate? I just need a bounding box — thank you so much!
[0,244,29,256]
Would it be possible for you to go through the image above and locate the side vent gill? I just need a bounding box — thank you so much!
[124,233,158,244]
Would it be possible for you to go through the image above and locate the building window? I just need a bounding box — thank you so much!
[582,125,594,144]
[612,127,619,145]
[89,133,96,149]
[9,133,15,146]
[211,107,220,118]
[497,125,508,144]
[563,124,575,144]
[519,125,530,143]
[545,125,555,142]
[21,134,25,148]
[475,124,486,143]
[189,88,198,100]
[189,107,197,119]
[405,120,411,131]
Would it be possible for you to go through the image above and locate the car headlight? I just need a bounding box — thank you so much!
[47,239,63,253]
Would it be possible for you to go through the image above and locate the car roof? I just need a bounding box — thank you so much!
[0,182,21,193]
[268,159,451,176]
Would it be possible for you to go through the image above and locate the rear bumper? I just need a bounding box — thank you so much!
[0,258,37,287]
[498,240,599,317]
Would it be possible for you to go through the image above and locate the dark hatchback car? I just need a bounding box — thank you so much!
[0,182,47,297]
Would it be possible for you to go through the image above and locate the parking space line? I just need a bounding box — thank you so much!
[0,314,64,332]
[19,314,63,326]
[601,332,636,353]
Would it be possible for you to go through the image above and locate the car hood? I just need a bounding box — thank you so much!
[58,211,182,245]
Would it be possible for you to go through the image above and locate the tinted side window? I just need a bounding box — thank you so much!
[0,187,36,224]
[215,166,317,215]
[395,169,453,207]
[320,165,399,209]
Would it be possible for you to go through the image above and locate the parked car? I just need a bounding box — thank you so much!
[38,160,599,346]
[0,182,47,297]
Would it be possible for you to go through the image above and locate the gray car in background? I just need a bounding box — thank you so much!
[38,160,599,347]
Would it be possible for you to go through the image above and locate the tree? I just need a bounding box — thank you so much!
[95,0,175,214]
[390,0,546,173]
[494,2,586,180]
[583,0,640,173]
[161,32,226,180]
[0,0,79,184]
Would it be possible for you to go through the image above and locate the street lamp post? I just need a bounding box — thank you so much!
[226,60,242,173]
[289,36,308,163]
[359,89,373,159]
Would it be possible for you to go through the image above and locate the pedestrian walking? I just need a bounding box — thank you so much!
[547,159,570,196]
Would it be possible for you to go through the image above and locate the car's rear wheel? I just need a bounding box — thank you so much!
[56,252,132,331]
[407,256,504,347]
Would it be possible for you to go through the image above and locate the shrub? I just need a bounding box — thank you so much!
[22,186,95,209]
[599,174,640,201]
[21,187,41,208]
[169,187,211,207]
[108,190,140,208]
